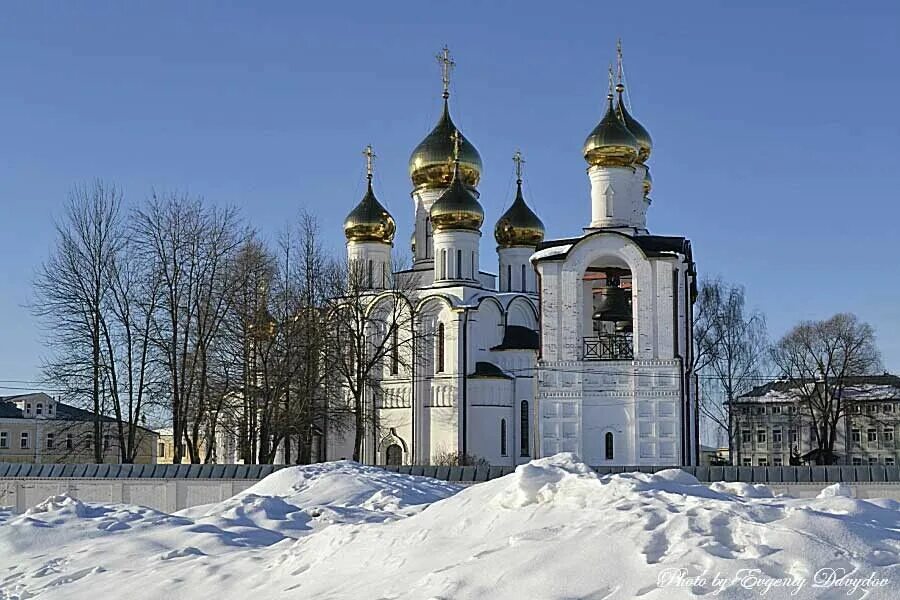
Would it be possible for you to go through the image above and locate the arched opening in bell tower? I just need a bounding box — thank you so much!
[581,263,634,360]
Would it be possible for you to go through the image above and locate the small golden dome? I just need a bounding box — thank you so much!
[344,178,396,244]
[430,161,484,232]
[583,94,640,168]
[495,179,544,248]
[409,99,482,191]
[616,87,652,163]
[643,166,652,196]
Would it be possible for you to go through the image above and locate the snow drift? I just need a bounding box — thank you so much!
[0,455,898,599]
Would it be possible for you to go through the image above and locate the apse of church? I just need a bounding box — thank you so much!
[333,42,698,467]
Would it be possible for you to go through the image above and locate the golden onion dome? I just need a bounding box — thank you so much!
[430,160,484,232]
[643,166,652,196]
[409,99,482,191]
[616,84,652,163]
[343,177,396,244]
[583,93,640,168]
[495,178,544,248]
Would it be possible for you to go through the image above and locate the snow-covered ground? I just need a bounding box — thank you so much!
[0,455,898,599]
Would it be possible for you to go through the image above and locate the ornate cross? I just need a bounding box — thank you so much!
[363,144,376,179]
[513,150,525,182]
[616,38,624,85]
[436,45,455,99]
[608,64,615,97]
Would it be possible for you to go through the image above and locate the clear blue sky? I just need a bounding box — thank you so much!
[1,1,899,393]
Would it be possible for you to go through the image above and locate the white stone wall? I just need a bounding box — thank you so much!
[346,241,392,289]
[432,229,481,284]
[588,164,650,231]
[498,247,538,293]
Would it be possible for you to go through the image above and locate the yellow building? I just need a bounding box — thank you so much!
[0,393,158,464]
[154,428,211,464]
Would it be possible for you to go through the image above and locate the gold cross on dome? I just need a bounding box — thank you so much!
[513,150,525,182]
[436,45,455,99]
[616,38,624,85]
[363,144,376,179]
[608,64,615,96]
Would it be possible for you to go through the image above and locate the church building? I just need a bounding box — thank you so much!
[330,44,699,467]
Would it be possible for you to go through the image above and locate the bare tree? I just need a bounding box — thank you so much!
[134,193,245,463]
[771,313,881,465]
[33,181,125,462]
[326,258,425,462]
[100,233,163,462]
[693,278,768,463]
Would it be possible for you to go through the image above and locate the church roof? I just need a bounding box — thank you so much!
[469,362,513,380]
[490,325,540,351]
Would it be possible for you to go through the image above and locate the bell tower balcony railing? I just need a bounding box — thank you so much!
[582,334,634,361]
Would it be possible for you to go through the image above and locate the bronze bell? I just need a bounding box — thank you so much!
[592,275,632,330]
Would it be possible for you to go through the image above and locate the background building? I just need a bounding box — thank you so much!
[0,393,158,464]
[733,375,900,466]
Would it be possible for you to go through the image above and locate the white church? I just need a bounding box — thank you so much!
[329,46,699,467]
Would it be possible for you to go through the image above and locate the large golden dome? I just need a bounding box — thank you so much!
[495,179,544,248]
[583,93,640,168]
[409,99,482,191]
[344,178,396,244]
[430,161,484,232]
[616,85,652,163]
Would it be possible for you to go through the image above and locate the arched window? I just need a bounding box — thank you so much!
[456,249,462,279]
[500,419,508,456]
[367,259,373,288]
[605,432,614,460]
[436,323,445,373]
[471,251,475,280]
[425,218,432,258]
[521,264,526,292]
[440,250,447,280]
[390,327,399,375]
[385,444,402,466]
[36,403,43,416]
[520,401,529,456]
[382,263,387,288]
[506,265,512,292]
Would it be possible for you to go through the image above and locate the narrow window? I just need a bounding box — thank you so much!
[440,250,447,280]
[20,432,29,449]
[520,401,529,456]
[500,419,508,456]
[382,263,387,288]
[26,403,32,414]
[507,265,512,292]
[436,323,445,373]
[66,433,73,450]
[471,252,475,280]
[86,433,93,451]
[425,218,431,258]
[0,431,7,449]
[158,442,166,458]
[390,327,399,375]
[605,432,614,460]
[521,264,526,292]
[367,259,373,288]
[46,432,55,450]
[457,249,462,279]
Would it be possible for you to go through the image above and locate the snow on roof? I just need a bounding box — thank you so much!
[1,454,898,599]
[736,376,900,403]
[530,244,572,261]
